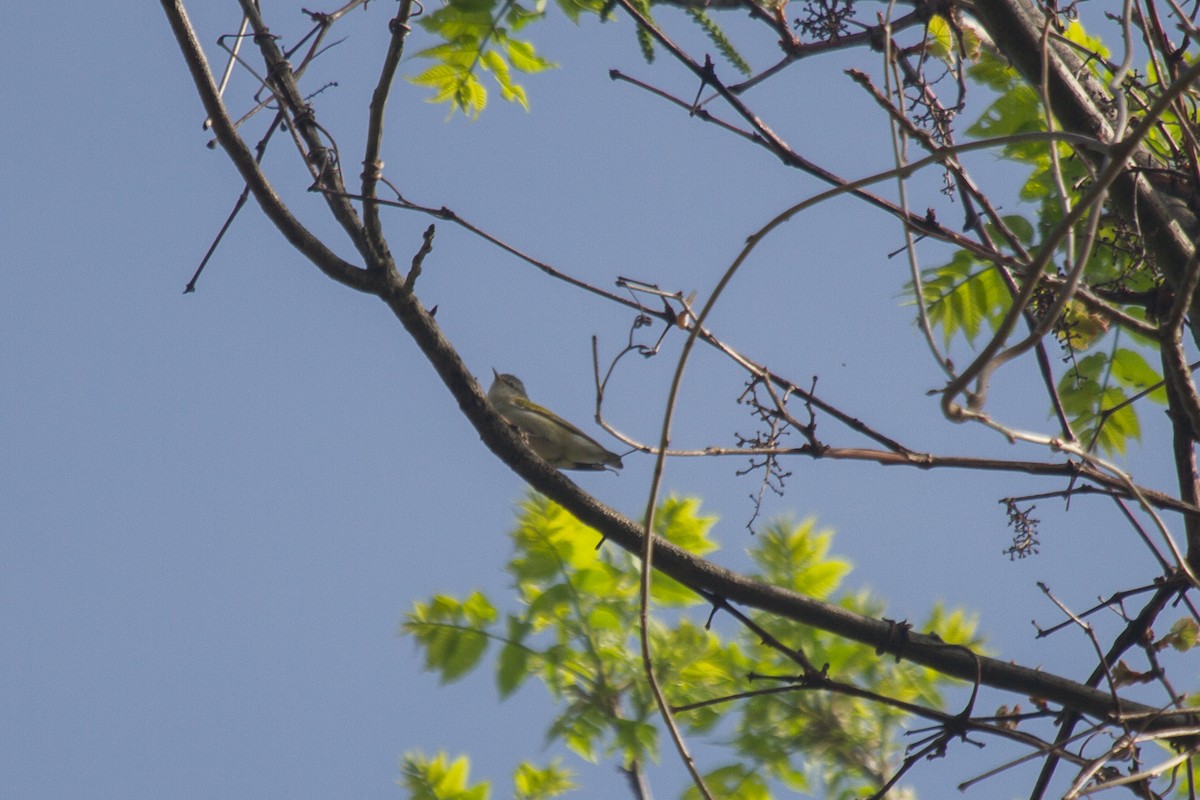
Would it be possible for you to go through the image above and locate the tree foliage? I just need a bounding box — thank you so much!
[409,0,560,118]
[160,0,1200,797]
[404,496,979,799]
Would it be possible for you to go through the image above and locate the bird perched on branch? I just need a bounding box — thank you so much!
[488,370,624,471]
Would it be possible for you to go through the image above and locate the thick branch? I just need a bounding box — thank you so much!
[378,253,1199,732]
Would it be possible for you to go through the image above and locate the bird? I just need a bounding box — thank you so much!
[487,370,624,471]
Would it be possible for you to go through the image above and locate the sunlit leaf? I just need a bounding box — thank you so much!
[512,759,576,800]
[400,752,490,800]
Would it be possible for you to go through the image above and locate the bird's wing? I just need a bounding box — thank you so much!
[510,395,609,447]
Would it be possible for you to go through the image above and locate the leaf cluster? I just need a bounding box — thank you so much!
[410,0,561,118]
[409,0,752,116]
[402,495,980,799]
[400,751,576,800]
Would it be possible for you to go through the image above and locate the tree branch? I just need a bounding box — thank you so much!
[160,0,373,293]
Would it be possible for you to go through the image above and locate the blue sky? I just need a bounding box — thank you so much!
[2,3,1187,798]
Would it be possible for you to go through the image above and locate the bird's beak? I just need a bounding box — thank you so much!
[491,368,500,380]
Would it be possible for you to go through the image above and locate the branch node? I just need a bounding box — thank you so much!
[361,159,385,183]
[877,618,913,662]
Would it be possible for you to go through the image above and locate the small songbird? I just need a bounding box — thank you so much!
[488,370,624,471]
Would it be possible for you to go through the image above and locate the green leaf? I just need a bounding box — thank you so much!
[510,496,603,581]
[684,764,772,800]
[1110,348,1167,404]
[923,601,982,648]
[409,63,463,89]
[480,50,527,108]
[497,617,533,697]
[1060,19,1110,61]
[512,759,577,800]
[456,75,489,119]
[968,48,1019,91]
[409,0,557,117]
[1057,299,1111,350]
[504,3,545,32]
[685,8,751,76]
[912,251,1011,348]
[611,717,658,765]
[584,604,624,633]
[647,572,698,606]
[653,495,719,555]
[571,562,621,597]
[1164,618,1200,652]
[995,213,1035,246]
[627,0,656,63]
[645,497,720,606]
[553,0,608,23]
[967,82,1043,139]
[527,581,574,620]
[925,14,954,63]
[750,517,850,598]
[552,702,609,762]
[1057,352,1143,456]
[400,752,491,800]
[403,593,496,682]
[503,38,556,73]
